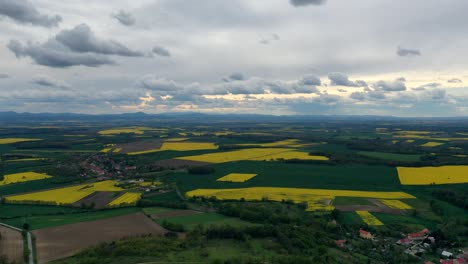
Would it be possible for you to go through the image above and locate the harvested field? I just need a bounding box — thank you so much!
[115,141,163,154]
[150,209,202,219]
[152,159,212,169]
[71,191,118,209]
[0,225,23,264]
[33,212,167,264]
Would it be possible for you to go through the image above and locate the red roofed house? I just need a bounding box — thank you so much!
[408,232,426,240]
[440,259,467,264]
[397,238,412,245]
[359,229,374,240]
[335,240,347,248]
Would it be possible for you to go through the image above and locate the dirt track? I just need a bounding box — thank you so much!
[0,226,24,263]
[33,212,167,264]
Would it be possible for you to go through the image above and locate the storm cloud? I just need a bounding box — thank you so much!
[0,0,61,27]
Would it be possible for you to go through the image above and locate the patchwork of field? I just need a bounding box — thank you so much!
[0,171,52,185]
[177,148,328,163]
[0,138,41,144]
[0,225,23,264]
[5,180,124,205]
[33,213,167,264]
[358,151,421,162]
[379,199,413,209]
[397,165,468,185]
[237,139,309,148]
[217,173,257,182]
[186,187,415,211]
[127,142,218,155]
[98,127,164,135]
[356,210,384,226]
[4,158,47,162]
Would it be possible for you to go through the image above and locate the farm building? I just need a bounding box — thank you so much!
[359,229,374,240]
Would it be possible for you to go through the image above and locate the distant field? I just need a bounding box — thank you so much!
[177,148,328,163]
[155,212,254,230]
[356,210,384,226]
[420,142,444,147]
[0,204,85,219]
[5,180,124,205]
[217,173,257,183]
[3,207,141,230]
[187,187,415,211]
[397,166,468,185]
[0,138,41,144]
[128,142,218,155]
[0,171,52,185]
[358,151,421,162]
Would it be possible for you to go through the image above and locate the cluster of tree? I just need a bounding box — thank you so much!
[188,166,216,175]
[432,189,468,209]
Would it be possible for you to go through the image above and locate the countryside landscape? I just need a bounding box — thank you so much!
[0,113,467,263]
[1,0,468,263]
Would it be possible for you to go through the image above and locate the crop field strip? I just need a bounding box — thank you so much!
[0,138,42,144]
[356,210,384,226]
[187,187,415,211]
[108,192,142,207]
[378,199,413,209]
[0,171,52,185]
[177,148,328,163]
[217,173,258,182]
[4,180,124,205]
[397,165,468,185]
[127,142,218,155]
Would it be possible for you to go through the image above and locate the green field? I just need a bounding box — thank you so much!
[0,204,85,219]
[155,212,255,230]
[358,151,421,162]
[3,207,141,230]
[169,161,402,193]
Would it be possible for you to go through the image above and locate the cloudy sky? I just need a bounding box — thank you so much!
[0,0,467,116]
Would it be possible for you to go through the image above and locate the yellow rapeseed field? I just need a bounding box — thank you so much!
[5,158,46,162]
[0,138,41,144]
[397,165,468,185]
[178,148,328,163]
[379,199,413,209]
[186,187,415,211]
[356,211,384,226]
[238,139,307,148]
[165,138,189,142]
[5,180,123,205]
[127,142,218,155]
[217,173,258,182]
[0,172,52,185]
[100,148,112,153]
[113,148,122,153]
[108,192,142,207]
[420,142,444,147]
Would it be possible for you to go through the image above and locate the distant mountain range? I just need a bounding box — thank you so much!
[1,111,468,124]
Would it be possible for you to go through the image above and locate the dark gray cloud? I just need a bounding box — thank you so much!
[373,79,406,92]
[56,24,145,57]
[8,39,115,68]
[0,0,61,27]
[8,40,114,68]
[111,10,136,26]
[229,72,245,81]
[397,46,421,57]
[259,34,280,45]
[447,78,462,83]
[290,0,327,7]
[0,73,9,79]
[7,24,151,67]
[152,45,171,57]
[429,89,446,100]
[328,72,367,87]
[299,74,321,86]
[31,75,71,89]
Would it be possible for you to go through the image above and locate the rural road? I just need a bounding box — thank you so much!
[0,223,34,264]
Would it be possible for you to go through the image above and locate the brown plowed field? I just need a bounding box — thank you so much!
[71,191,118,209]
[0,226,23,264]
[116,141,163,154]
[335,205,403,214]
[33,212,167,264]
